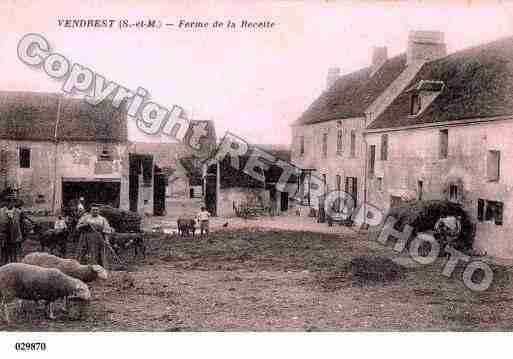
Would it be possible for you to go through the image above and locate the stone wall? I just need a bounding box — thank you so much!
[0,140,130,213]
[365,118,513,258]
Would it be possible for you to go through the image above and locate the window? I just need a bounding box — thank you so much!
[369,145,376,178]
[439,129,448,159]
[487,150,500,182]
[449,184,458,202]
[98,146,113,161]
[299,136,305,156]
[336,174,341,191]
[19,148,30,168]
[350,130,356,157]
[478,199,503,226]
[322,133,328,158]
[337,129,344,155]
[418,180,423,200]
[377,177,383,191]
[381,134,388,161]
[410,93,421,115]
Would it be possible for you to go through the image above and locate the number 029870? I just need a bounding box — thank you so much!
[15,342,47,351]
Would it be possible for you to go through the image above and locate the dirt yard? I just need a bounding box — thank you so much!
[3,227,513,331]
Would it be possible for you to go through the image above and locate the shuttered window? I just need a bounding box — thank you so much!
[350,130,356,157]
[478,199,504,226]
[439,129,448,159]
[487,150,500,182]
[477,199,485,221]
[299,136,305,156]
[381,134,388,161]
[19,148,30,168]
[337,129,344,155]
[369,145,376,178]
[322,133,328,158]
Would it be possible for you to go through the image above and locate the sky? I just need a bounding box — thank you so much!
[1,0,513,145]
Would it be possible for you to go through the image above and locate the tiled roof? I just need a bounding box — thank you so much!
[368,36,513,130]
[294,54,407,126]
[0,91,127,142]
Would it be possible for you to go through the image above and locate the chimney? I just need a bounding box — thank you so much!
[371,46,388,75]
[407,30,447,65]
[326,67,340,90]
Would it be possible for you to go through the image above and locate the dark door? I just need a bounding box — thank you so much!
[351,177,358,204]
[129,154,139,212]
[205,165,217,216]
[153,166,167,216]
[280,191,289,212]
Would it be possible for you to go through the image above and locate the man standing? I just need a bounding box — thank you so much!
[0,198,25,264]
[76,205,113,269]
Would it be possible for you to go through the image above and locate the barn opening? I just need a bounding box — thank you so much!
[62,179,121,211]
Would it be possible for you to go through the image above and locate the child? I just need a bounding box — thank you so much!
[196,206,211,236]
[54,215,68,233]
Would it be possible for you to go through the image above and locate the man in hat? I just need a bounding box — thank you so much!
[75,204,113,269]
[0,197,25,264]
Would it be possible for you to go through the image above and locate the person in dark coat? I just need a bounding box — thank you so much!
[0,198,25,264]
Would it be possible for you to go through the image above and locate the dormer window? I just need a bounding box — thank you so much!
[407,80,444,117]
[410,93,421,115]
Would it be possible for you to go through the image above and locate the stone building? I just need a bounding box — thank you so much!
[365,36,513,258]
[292,31,513,258]
[0,91,129,213]
[0,91,218,217]
[291,31,447,210]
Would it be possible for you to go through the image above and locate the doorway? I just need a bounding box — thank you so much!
[62,180,120,212]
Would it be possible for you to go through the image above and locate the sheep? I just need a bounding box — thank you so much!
[21,252,108,283]
[177,217,196,237]
[0,263,91,323]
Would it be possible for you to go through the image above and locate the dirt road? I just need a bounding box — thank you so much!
[3,228,513,331]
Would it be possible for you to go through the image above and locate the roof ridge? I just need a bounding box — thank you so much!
[368,35,513,130]
[295,53,408,126]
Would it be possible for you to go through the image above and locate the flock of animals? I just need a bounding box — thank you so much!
[0,215,145,324]
[0,214,217,324]
[0,253,106,323]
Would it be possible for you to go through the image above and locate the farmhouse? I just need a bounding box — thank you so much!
[291,31,447,211]
[0,91,130,214]
[365,36,513,259]
[292,31,513,258]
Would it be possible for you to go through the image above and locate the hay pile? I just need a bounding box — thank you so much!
[99,206,142,233]
[384,200,475,252]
